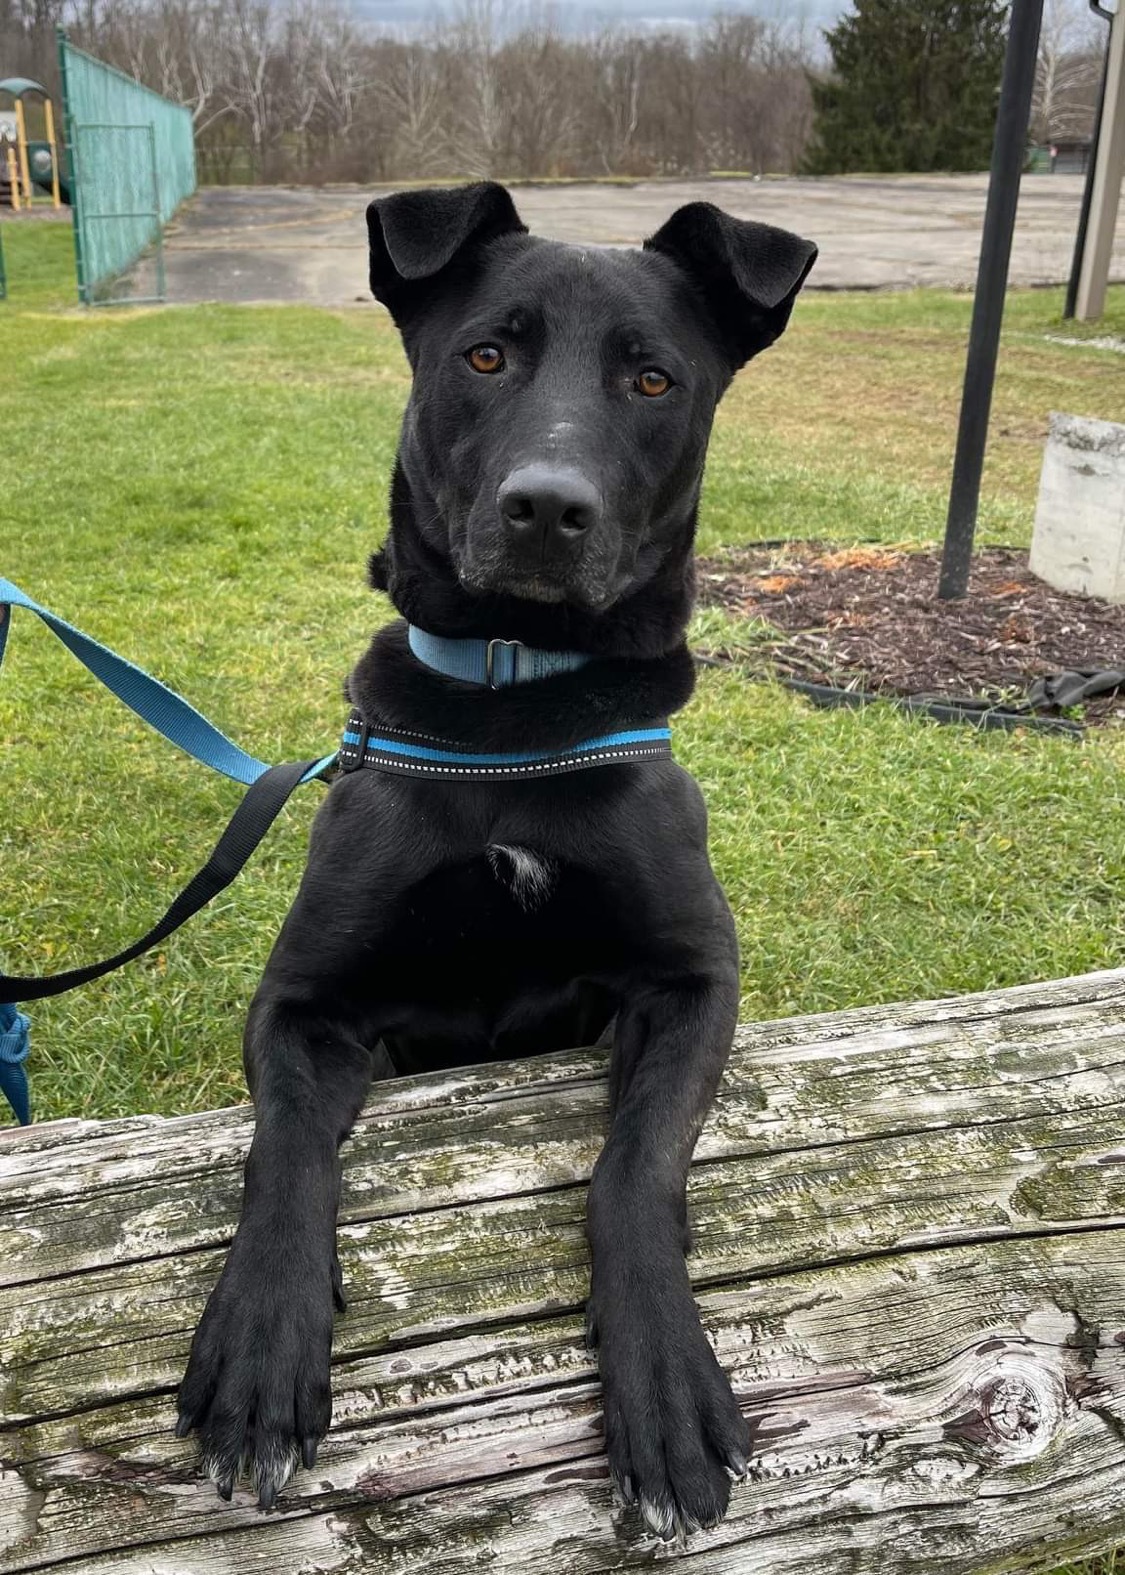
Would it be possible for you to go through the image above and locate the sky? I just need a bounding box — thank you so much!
[349,0,844,30]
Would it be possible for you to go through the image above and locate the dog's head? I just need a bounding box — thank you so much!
[368,182,815,619]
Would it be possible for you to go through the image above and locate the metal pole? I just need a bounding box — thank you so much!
[937,0,1046,600]
[56,27,87,305]
[43,96,61,210]
[14,99,33,206]
[1063,2,1113,320]
[148,121,166,304]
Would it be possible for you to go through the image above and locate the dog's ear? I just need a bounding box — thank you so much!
[367,182,527,322]
[644,203,816,368]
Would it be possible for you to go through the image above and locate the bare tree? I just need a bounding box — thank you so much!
[315,5,368,146]
[224,0,288,178]
[48,0,820,185]
[589,29,644,174]
[496,20,580,175]
[373,38,451,176]
[1033,0,1104,143]
[448,0,506,177]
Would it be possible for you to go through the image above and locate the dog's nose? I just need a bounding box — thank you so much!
[497,466,602,558]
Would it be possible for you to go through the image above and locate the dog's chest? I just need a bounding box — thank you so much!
[384,842,617,984]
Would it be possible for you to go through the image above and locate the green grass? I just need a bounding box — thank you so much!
[3,201,1125,1575]
[0,215,77,306]
[3,214,1125,1124]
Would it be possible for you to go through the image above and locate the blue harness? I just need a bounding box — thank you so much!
[340,712,671,781]
[0,577,671,1124]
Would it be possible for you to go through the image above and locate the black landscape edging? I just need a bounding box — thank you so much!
[779,677,1085,738]
[695,655,1086,739]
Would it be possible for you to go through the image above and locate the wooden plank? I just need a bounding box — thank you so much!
[4,968,1125,1287]
[2,970,1125,1572]
[1075,0,1125,320]
[4,1236,1125,1573]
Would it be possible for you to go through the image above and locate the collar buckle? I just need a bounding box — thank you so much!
[408,624,590,687]
[486,638,520,690]
[339,713,370,772]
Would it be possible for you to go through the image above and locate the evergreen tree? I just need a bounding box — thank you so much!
[803,0,1010,174]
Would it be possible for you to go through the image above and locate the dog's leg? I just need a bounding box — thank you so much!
[175,996,378,1505]
[176,776,418,1506]
[587,969,749,1539]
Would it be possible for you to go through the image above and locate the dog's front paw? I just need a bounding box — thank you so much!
[175,1228,339,1508]
[592,1286,750,1540]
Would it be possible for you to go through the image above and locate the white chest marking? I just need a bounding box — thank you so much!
[487,844,556,911]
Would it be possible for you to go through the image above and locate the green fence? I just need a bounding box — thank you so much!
[57,30,196,304]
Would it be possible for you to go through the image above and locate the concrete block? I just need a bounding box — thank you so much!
[1030,413,1125,603]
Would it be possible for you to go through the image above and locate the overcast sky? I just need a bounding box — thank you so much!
[351,0,843,30]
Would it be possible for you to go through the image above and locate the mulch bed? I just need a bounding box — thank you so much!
[696,544,1125,728]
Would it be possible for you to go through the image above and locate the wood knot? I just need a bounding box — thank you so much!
[943,1351,1068,1465]
[979,1376,1042,1442]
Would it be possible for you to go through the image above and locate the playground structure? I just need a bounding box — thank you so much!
[0,37,195,303]
[0,78,68,210]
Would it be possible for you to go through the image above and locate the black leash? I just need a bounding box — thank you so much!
[0,759,325,1003]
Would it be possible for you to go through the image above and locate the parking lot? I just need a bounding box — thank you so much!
[137,173,1124,305]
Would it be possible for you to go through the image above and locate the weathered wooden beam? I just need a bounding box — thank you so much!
[2,969,1125,1572]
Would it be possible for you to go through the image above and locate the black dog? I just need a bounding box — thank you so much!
[176,182,816,1539]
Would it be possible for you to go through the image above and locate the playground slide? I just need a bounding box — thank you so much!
[32,171,69,204]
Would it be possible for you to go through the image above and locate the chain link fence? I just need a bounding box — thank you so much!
[57,30,196,304]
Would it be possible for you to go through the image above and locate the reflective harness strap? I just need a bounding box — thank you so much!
[338,711,673,781]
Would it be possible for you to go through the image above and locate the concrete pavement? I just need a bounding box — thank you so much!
[131,173,1124,306]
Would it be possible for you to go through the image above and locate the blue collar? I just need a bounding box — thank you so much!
[408,625,591,689]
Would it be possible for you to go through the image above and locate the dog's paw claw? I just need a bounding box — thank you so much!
[331,1253,347,1314]
[641,1495,678,1541]
[612,1469,636,1505]
[594,1284,750,1542]
[584,1304,599,1351]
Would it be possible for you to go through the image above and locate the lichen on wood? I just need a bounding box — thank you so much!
[2,970,1125,1572]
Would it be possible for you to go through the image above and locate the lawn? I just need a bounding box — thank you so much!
[2,211,1125,1574]
[2,216,1125,1126]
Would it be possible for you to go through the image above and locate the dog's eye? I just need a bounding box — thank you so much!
[638,369,671,397]
[467,345,504,374]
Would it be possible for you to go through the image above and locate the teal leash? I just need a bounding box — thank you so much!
[0,578,337,1126]
[0,1004,31,1127]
